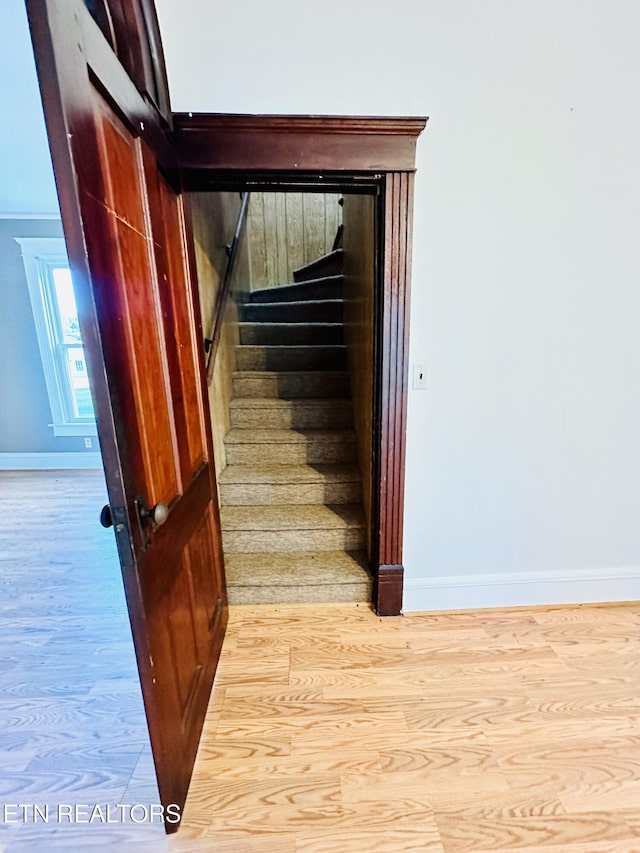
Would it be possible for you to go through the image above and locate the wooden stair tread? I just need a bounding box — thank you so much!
[219,463,361,485]
[237,342,346,348]
[228,396,354,430]
[249,275,343,303]
[293,249,344,283]
[244,298,343,309]
[224,428,355,445]
[225,550,370,586]
[239,321,342,328]
[238,321,344,346]
[220,503,365,532]
[232,369,348,380]
[236,344,346,353]
[232,370,350,400]
[241,300,343,323]
[228,397,352,410]
[235,344,347,372]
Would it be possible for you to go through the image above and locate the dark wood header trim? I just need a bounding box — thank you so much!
[175,113,427,135]
[173,113,428,173]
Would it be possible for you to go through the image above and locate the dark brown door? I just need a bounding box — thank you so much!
[27,0,227,829]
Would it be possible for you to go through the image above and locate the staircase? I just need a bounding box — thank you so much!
[218,251,372,604]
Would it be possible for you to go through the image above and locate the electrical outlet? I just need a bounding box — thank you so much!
[84,438,93,448]
[412,364,428,390]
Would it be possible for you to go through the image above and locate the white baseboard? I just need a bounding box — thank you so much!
[403,567,640,613]
[0,452,102,470]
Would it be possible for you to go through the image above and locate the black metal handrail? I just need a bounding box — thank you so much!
[204,191,250,379]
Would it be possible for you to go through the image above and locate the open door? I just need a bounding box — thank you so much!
[26,0,227,830]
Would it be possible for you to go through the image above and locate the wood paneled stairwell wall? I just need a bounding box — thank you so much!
[248,193,343,289]
[189,191,251,476]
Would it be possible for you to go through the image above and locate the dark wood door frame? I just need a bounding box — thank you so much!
[174,114,427,615]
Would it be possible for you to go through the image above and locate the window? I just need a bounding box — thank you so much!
[16,238,97,436]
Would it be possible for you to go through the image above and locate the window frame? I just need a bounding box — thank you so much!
[16,237,97,437]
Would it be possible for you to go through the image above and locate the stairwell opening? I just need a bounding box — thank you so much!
[188,189,377,605]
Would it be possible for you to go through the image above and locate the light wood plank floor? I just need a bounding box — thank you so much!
[174,602,640,852]
[3,472,640,851]
[0,471,164,852]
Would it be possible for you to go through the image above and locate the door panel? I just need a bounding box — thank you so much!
[144,155,208,482]
[91,96,181,506]
[27,0,227,831]
[189,506,224,638]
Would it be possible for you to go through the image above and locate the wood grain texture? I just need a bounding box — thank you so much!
[89,93,227,821]
[173,599,640,851]
[342,194,375,558]
[0,471,167,852]
[174,114,428,173]
[189,191,248,476]
[146,153,207,484]
[27,0,228,827]
[377,173,413,568]
[80,0,171,124]
[248,192,342,289]
[91,99,181,507]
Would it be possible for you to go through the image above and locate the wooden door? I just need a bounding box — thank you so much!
[26,0,227,830]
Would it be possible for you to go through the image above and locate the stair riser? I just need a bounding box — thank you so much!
[219,481,362,506]
[227,582,371,605]
[233,373,349,399]
[222,527,366,553]
[236,346,347,372]
[239,324,344,346]
[225,442,356,466]
[250,276,343,303]
[230,406,353,429]
[241,301,343,323]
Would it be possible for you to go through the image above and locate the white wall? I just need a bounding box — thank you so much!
[157,0,640,611]
[0,2,59,215]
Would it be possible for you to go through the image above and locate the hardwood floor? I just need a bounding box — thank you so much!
[0,470,164,852]
[2,471,640,851]
[176,603,640,852]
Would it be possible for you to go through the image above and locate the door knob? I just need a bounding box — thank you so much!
[99,505,113,528]
[145,502,169,526]
[134,496,169,549]
[135,496,169,527]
